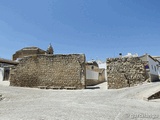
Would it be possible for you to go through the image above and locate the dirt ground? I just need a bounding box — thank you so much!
[0,82,160,120]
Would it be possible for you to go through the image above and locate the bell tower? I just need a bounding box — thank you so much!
[46,43,54,54]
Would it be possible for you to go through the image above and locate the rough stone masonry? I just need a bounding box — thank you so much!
[10,54,86,89]
[107,57,149,89]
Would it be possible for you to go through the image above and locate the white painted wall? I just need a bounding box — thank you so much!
[97,62,107,81]
[86,70,99,80]
[147,56,159,75]
[0,67,4,81]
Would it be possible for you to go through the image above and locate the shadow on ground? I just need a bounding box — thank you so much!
[85,86,100,89]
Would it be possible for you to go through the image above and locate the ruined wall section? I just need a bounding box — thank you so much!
[107,57,148,89]
[10,54,86,89]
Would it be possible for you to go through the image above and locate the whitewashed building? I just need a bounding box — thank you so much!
[123,53,138,58]
[86,60,106,85]
[86,70,99,80]
[0,58,18,81]
[96,60,107,81]
[86,61,99,81]
[139,54,160,82]
[0,67,4,81]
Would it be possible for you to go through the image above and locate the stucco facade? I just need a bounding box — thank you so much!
[0,67,4,81]
[140,54,160,82]
[86,61,105,86]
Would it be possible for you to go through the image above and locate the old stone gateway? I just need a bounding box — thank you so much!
[10,54,86,89]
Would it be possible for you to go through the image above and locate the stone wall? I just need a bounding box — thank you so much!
[107,57,148,89]
[10,54,86,89]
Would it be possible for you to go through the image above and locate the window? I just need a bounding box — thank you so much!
[91,66,94,70]
[155,66,156,72]
[145,64,149,69]
[151,65,153,70]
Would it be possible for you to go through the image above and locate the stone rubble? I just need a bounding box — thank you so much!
[107,57,149,89]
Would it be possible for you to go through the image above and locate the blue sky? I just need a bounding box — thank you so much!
[0,0,160,61]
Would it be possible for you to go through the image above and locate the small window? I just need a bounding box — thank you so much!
[151,65,153,70]
[155,66,156,72]
[91,66,94,70]
[145,64,149,69]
